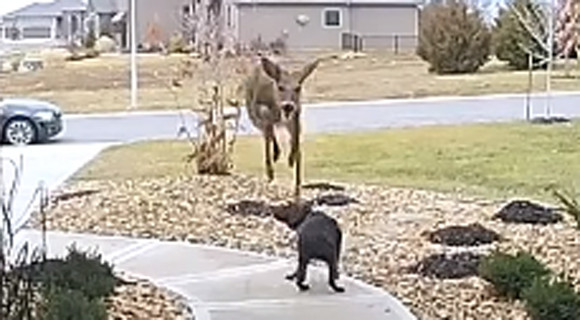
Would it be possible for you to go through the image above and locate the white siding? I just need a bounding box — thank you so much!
[238,4,351,49]
[236,3,418,50]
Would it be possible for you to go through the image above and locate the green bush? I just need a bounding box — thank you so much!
[523,277,580,320]
[40,287,107,320]
[478,251,550,299]
[416,0,491,74]
[553,189,580,229]
[168,33,189,54]
[84,29,97,50]
[492,0,547,70]
[36,244,117,300]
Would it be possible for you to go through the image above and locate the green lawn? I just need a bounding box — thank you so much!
[75,121,580,202]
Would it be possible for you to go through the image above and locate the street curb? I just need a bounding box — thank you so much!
[305,90,580,108]
[63,109,195,119]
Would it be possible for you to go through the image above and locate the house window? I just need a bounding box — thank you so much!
[4,27,20,40]
[323,8,341,28]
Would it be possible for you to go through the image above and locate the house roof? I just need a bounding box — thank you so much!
[4,0,87,18]
[89,0,120,13]
[234,0,422,5]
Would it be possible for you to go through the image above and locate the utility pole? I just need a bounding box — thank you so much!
[130,0,138,110]
[526,52,533,121]
[546,0,555,117]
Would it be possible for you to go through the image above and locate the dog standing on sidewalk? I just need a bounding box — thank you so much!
[273,202,345,293]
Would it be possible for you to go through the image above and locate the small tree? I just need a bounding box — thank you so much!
[84,28,97,50]
[170,0,246,175]
[556,0,580,76]
[493,0,549,70]
[144,20,164,52]
[417,0,491,74]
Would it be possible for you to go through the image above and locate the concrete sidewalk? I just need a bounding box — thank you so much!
[15,229,417,320]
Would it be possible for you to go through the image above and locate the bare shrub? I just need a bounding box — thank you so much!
[168,33,192,54]
[248,33,289,56]
[250,35,269,53]
[9,54,23,72]
[269,35,288,55]
[169,0,247,175]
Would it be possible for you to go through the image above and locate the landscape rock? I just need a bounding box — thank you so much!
[31,174,580,320]
[107,273,194,320]
[407,252,483,279]
[427,223,501,247]
[494,200,563,225]
[303,182,346,192]
[225,199,272,217]
[314,193,360,207]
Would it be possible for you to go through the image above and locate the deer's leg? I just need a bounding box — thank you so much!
[288,114,302,200]
[272,134,281,163]
[264,125,275,181]
[288,114,300,168]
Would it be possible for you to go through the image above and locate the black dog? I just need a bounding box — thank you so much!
[272,202,345,293]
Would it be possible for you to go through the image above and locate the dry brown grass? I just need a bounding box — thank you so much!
[1,50,580,114]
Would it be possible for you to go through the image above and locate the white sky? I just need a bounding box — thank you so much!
[0,0,52,16]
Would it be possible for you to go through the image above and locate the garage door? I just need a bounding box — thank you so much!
[22,27,51,39]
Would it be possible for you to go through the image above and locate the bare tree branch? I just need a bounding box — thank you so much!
[508,2,551,53]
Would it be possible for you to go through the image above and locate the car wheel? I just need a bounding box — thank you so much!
[4,118,37,146]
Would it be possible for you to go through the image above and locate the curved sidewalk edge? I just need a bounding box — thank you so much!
[14,229,418,320]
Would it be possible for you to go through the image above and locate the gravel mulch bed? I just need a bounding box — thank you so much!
[108,273,194,320]
[30,173,580,320]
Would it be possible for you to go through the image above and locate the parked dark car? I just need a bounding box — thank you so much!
[0,98,64,145]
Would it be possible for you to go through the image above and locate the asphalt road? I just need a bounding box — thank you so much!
[60,92,580,143]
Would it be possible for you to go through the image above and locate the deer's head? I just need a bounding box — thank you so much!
[260,56,320,121]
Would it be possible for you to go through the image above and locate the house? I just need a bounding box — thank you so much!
[231,0,422,50]
[0,0,206,51]
[128,0,195,50]
[92,0,236,52]
[0,0,87,45]
[87,0,128,48]
[2,0,420,52]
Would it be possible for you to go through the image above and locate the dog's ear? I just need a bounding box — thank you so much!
[272,205,289,224]
[287,202,312,229]
[272,202,311,229]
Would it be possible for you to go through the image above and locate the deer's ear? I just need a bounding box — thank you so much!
[297,58,320,84]
[260,56,281,82]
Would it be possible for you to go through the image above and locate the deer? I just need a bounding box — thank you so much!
[244,54,323,202]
